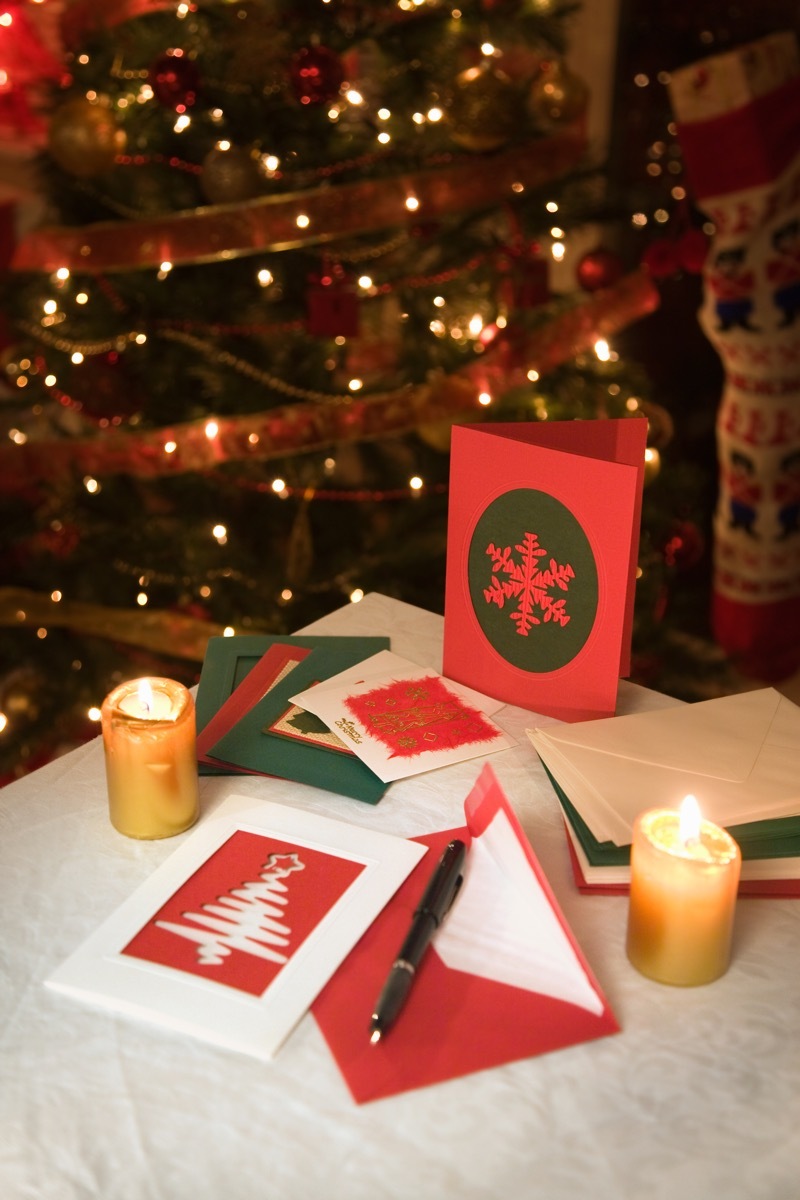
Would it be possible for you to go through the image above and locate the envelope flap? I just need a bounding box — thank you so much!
[433,763,606,1014]
[434,808,604,1015]
[771,695,800,749]
[540,688,784,783]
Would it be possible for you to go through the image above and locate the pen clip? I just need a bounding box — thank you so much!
[442,871,464,920]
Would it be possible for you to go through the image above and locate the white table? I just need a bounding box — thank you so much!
[2,594,798,1200]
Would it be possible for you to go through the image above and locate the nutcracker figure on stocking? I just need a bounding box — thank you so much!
[670,32,800,679]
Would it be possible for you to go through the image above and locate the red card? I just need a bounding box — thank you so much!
[443,420,647,722]
[564,828,800,898]
[312,764,618,1103]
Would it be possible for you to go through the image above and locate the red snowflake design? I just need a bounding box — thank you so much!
[483,532,574,635]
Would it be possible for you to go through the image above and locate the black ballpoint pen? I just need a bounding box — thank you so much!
[369,838,467,1043]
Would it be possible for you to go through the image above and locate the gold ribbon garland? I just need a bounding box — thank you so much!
[11,132,586,274]
[0,271,659,491]
[0,587,225,660]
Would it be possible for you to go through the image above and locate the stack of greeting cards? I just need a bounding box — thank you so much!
[195,636,512,802]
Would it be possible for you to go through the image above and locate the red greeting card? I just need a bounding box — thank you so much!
[443,419,647,722]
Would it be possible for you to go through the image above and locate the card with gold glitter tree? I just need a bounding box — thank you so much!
[443,419,647,723]
[289,650,512,783]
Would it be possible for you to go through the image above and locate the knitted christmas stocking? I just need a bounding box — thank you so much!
[670,32,800,679]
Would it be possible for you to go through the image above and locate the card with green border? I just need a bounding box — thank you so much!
[204,637,390,803]
[195,635,388,777]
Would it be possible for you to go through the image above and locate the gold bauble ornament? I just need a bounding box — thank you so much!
[638,399,674,450]
[417,418,454,453]
[47,96,127,178]
[1,667,44,725]
[1,344,21,372]
[448,64,519,152]
[528,60,588,126]
[643,445,662,485]
[200,145,263,205]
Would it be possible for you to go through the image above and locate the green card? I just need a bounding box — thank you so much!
[205,637,391,803]
[195,634,389,776]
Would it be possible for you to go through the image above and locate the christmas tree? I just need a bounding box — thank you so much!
[0,0,667,778]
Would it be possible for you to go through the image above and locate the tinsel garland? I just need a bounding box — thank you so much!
[0,586,224,658]
[10,132,586,274]
[0,270,659,491]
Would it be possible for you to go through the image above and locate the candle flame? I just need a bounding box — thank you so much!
[137,678,154,716]
[679,793,702,844]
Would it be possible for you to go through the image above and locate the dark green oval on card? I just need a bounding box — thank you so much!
[467,488,598,673]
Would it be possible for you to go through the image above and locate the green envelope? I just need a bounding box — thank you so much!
[203,636,390,803]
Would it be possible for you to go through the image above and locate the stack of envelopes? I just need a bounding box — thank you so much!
[195,636,512,803]
[527,688,800,896]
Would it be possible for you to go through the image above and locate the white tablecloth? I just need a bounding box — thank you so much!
[1,593,798,1200]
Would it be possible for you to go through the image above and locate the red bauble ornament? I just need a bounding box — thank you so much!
[31,520,80,561]
[641,238,680,279]
[677,227,709,274]
[149,52,200,109]
[661,520,705,571]
[501,246,550,309]
[289,46,345,106]
[306,273,359,337]
[75,352,139,421]
[576,247,624,292]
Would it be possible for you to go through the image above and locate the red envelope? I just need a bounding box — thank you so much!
[312,764,619,1103]
[443,419,647,722]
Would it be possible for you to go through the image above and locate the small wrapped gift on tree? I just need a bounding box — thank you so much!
[670,32,800,679]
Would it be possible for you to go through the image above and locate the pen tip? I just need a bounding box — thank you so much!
[369,1027,382,1045]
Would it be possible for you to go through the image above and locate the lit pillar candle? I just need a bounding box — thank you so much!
[101,677,199,840]
[626,795,741,986]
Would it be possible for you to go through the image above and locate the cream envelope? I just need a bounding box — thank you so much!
[528,688,800,846]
